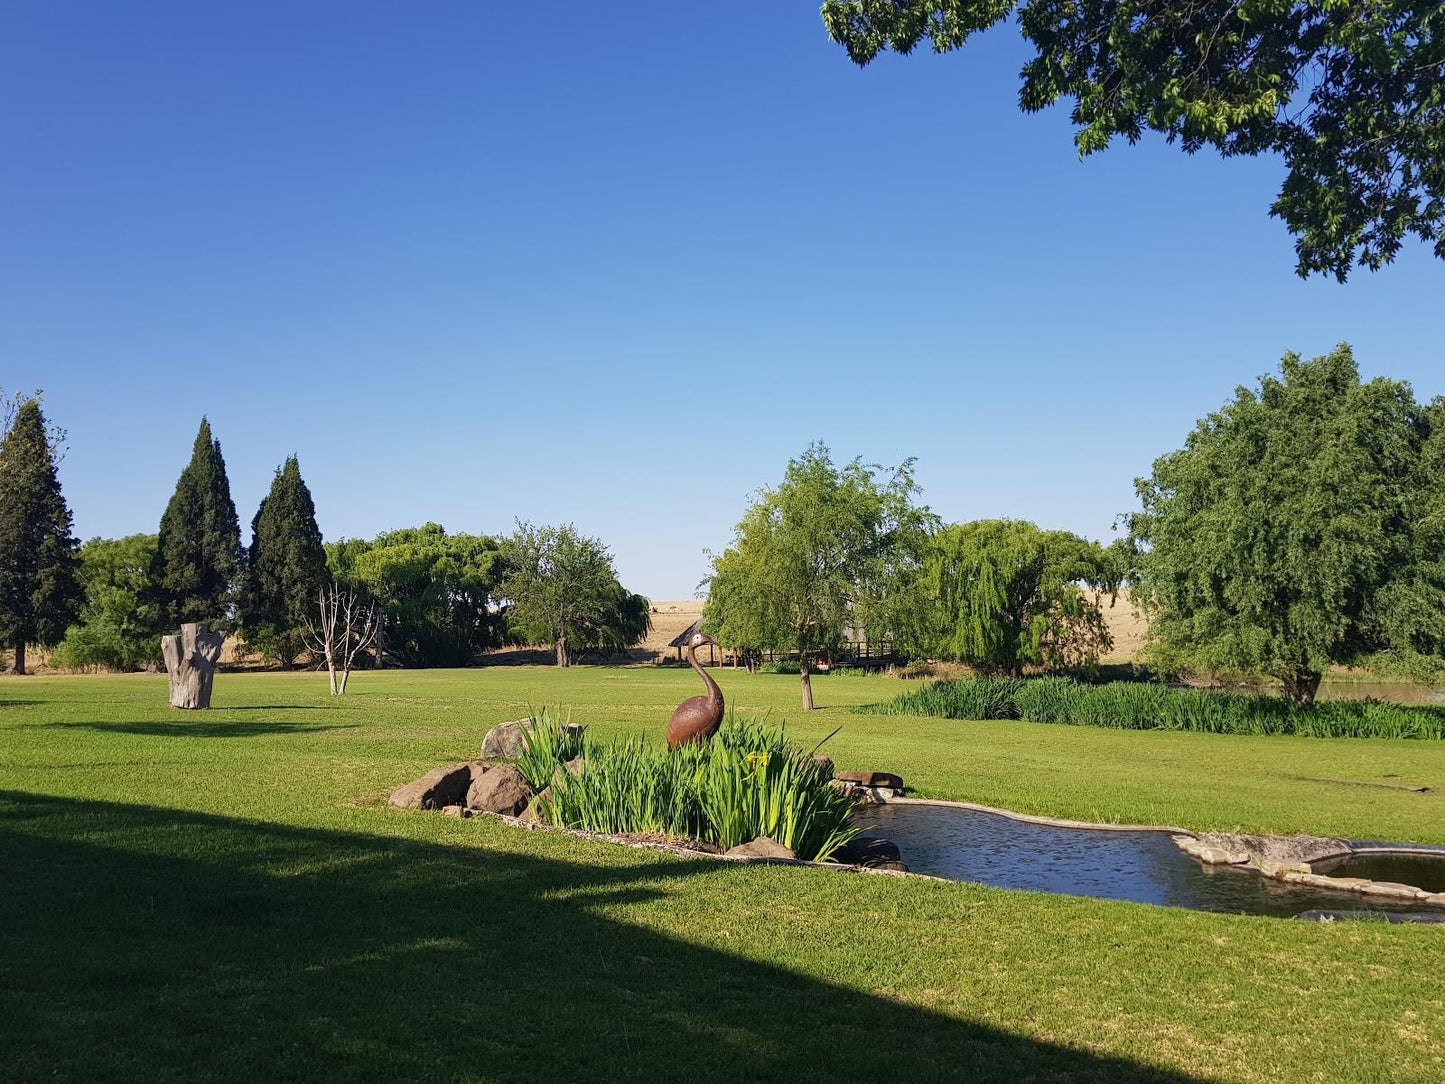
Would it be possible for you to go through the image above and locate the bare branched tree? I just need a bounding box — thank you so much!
[304,584,379,695]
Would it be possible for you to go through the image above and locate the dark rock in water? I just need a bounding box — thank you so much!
[835,836,903,867]
[389,764,473,810]
[467,764,532,815]
[726,837,796,860]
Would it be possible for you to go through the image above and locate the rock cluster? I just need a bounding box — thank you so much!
[834,770,905,802]
[389,761,539,818]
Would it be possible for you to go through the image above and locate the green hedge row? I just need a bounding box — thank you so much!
[867,677,1445,739]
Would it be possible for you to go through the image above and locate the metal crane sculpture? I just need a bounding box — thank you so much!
[667,631,724,749]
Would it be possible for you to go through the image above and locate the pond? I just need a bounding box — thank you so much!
[853,803,1445,920]
[1311,851,1445,894]
[1204,680,1445,704]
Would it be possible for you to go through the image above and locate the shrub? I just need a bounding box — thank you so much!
[867,677,1445,739]
[758,660,802,675]
[530,717,859,860]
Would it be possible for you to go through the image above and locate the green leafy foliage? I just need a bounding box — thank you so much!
[327,524,505,668]
[51,535,161,671]
[239,457,327,667]
[821,0,1445,280]
[500,522,649,666]
[705,442,933,709]
[1128,345,1444,705]
[923,520,1122,676]
[870,677,1445,738]
[528,717,859,860]
[150,418,243,631]
[513,707,591,793]
[0,398,82,672]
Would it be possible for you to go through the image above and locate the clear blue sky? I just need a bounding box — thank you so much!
[4,2,1441,599]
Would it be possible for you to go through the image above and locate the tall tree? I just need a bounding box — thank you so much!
[704,442,932,709]
[924,520,1121,676]
[328,524,506,668]
[1128,344,1442,705]
[499,523,645,667]
[822,1,1445,280]
[0,399,83,674]
[52,534,162,671]
[240,456,326,668]
[150,419,242,631]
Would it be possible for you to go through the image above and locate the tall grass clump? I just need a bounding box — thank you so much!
[867,677,1023,720]
[515,707,592,792]
[866,678,1445,739]
[528,717,858,861]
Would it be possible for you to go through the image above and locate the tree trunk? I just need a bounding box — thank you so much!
[800,654,814,711]
[555,636,568,668]
[11,642,25,676]
[161,623,225,709]
[1283,668,1323,708]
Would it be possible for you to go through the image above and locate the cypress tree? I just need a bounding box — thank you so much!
[151,418,242,631]
[240,456,326,667]
[0,400,83,674]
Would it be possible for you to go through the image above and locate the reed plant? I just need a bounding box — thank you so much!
[527,716,859,860]
[514,707,592,792]
[867,677,1445,739]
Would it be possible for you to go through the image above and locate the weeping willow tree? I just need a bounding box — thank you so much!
[924,519,1122,677]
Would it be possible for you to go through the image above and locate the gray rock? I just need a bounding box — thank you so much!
[1174,831,1349,874]
[809,754,834,778]
[1357,881,1428,900]
[440,805,470,819]
[835,770,904,791]
[1173,834,1251,865]
[517,786,551,827]
[467,764,532,815]
[389,763,474,811]
[725,836,796,860]
[481,719,586,760]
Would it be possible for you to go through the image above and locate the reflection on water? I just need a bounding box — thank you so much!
[1203,681,1445,704]
[854,804,1445,919]
[1312,852,1445,894]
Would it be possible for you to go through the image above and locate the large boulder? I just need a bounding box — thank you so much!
[467,764,532,816]
[517,786,551,827]
[481,719,587,760]
[725,836,796,861]
[389,763,475,811]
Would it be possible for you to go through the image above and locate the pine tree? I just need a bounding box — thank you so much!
[0,400,83,674]
[240,456,326,667]
[151,418,243,631]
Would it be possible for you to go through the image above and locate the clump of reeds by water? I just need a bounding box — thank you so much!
[866,677,1445,739]
[519,713,859,860]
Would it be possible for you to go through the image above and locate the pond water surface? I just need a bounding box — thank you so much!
[854,803,1445,919]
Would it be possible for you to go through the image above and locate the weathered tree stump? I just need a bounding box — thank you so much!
[161,623,225,709]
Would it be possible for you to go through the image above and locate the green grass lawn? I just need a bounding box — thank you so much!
[4,667,1444,1082]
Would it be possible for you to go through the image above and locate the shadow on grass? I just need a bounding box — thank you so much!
[21,721,358,738]
[223,704,330,711]
[0,791,1200,1083]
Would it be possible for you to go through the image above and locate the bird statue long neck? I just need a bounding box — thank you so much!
[687,643,723,707]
